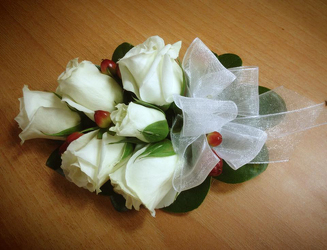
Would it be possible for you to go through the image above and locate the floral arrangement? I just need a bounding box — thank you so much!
[15,36,326,216]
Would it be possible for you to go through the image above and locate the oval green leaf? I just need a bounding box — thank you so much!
[214,53,242,68]
[109,193,129,212]
[214,145,269,183]
[163,176,211,213]
[259,86,287,115]
[120,143,134,162]
[258,86,287,129]
[99,180,115,196]
[46,146,64,176]
[141,120,169,143]
[109,137,146,145]
[112,42,134,63]
[138,139,176,159]
[99,182,128,212]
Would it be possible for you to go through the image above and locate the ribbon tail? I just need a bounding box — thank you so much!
[234,87,327,163]
[171,115,219,192]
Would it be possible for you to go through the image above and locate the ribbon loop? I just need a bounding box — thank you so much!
[183,38,236,98]
[174,95,238,137]
[172,38,327,192]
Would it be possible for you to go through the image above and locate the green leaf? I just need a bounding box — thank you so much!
[214,145,269,183]
[46,147,64,176]
[108,137,146,145]
[141,120,169,143]
[80,126,98,133]
[258,86,270,95]
[43,124,83,137]
[132,98,164,114]
[98,181,129,212]
[112,42,134,63]
[214,53,243,68]
[120,143,134,162]
[109,193,129,212]
[138,139,176,159]
[212,87,286,184]
[258,86,287,115]
[163,176,211,213]
[258,86,287,129]
[159,103,171,112]
[99,181,115,196]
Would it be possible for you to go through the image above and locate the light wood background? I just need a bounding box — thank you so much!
[1,0,326,249]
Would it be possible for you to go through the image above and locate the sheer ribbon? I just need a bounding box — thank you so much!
[171,38,327,192]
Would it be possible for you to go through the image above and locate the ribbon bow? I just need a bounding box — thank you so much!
[171,38,327,192]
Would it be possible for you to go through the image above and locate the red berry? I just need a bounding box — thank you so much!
[66,132,84,144]
[94,110,111,128]
[209,150,223,177]
[207,131,223,147]
[59,132,84,154]
[116,64,121,79]
[59,142,69,155]
[101,59,117,76]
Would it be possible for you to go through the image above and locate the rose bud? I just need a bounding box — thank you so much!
[59,132,84,154]
[94,110,112,128]
[209,150,223,177]
[109,103,168,143]
[207,131,223,147]
[101,59,117,76]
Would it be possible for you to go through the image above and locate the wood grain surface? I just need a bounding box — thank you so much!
[1,0,326,249]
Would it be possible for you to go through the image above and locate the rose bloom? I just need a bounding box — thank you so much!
[61,131,132,193]
[15,85,81,143]
[118,36,183,106]
[110,141,178,216]
[56,58,123,120]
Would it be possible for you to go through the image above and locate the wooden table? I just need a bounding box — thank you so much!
[1,0,326,249]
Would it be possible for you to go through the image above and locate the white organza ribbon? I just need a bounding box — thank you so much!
[172,38,327,192]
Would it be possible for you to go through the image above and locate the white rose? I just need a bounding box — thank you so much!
[110,102,169,143]
[61,131,132,193]
[118,36,183,106]
[15,85,81,143]
[56,58,123,120]
[110,140,178,216]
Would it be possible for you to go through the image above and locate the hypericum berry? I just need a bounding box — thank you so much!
[66,132,84,144]
[207,131,223,147]
[209,150,223,177]
[116,64,121,79]
[59,132,84,155]
[94,110,111,128]
[100,59,117,76]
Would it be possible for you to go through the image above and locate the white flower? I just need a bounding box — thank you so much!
[61,131,132,193]
[118,36,183,106]
[56,58,123,120]
[110,102,169,143]
[110,140,178,216]
[15,85,81,143]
